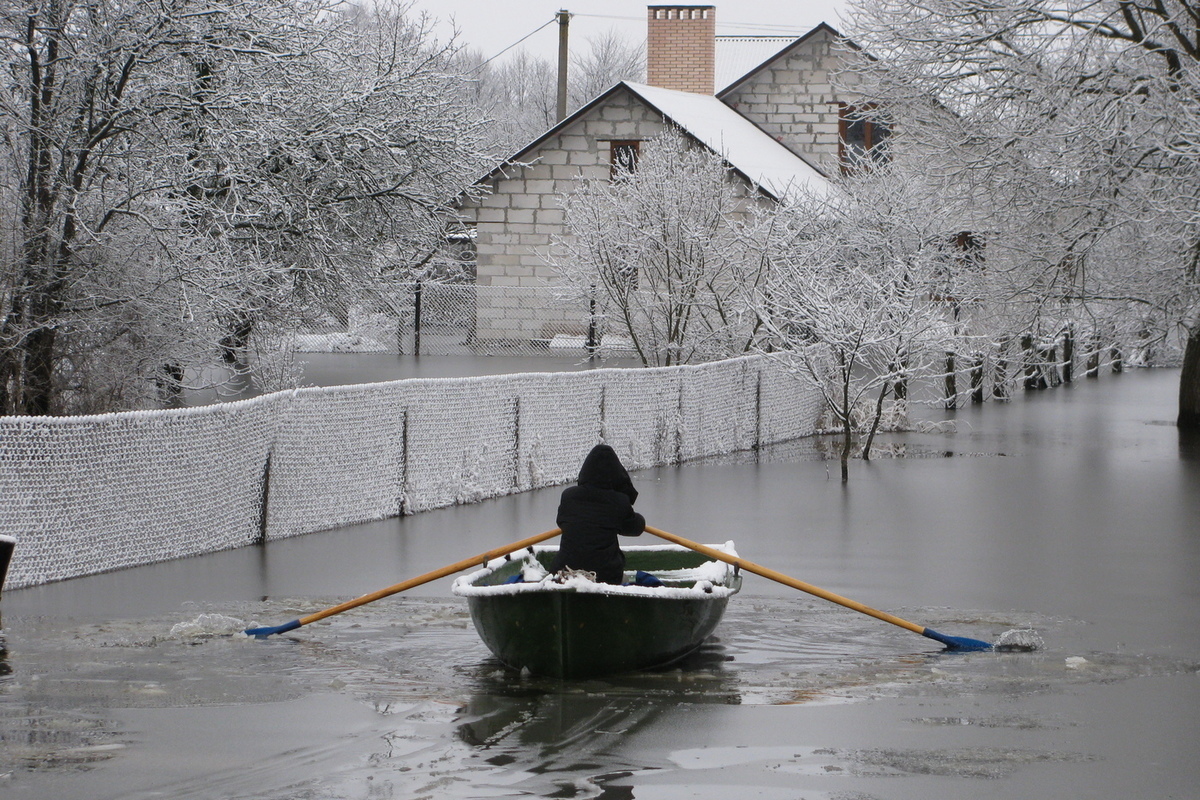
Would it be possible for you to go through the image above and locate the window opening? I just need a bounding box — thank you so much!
[839,104,890,171]
[610,140,641,177]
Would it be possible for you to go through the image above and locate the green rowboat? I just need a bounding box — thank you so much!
[452,541,741,679]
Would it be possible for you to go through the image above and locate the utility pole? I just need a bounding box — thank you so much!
[556,9,570,122]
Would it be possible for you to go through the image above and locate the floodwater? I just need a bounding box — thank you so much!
[2,368,1198,799]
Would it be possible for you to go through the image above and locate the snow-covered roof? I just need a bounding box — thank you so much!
[622,81,829,201]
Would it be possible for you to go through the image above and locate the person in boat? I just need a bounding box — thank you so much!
[550,443,654,585]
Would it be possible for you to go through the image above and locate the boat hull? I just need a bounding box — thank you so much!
[0,535,13,598]
[455,543,740,679]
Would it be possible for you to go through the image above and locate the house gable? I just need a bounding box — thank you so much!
[454,13,859,349]
[457,85,678,343]
[718,23,866,171]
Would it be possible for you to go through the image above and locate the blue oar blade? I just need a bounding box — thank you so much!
[922,627,993,651]
[244,619,302,639]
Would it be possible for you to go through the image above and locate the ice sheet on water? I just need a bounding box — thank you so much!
[168,613,247,639]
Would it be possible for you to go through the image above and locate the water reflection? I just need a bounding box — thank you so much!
[1179,427,1200,460]
[451,639,774,799]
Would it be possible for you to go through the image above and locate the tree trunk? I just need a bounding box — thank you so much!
[1179,324,1200,431]
[994,336,1010,400]
[220,317,255,366]
[840,422,851,483]
[943,351,956,409]
[861,381,891,462]
[970,354,985,404]
[1062,325,1074,383]
[23,326,57,416]
[1086,333,1101,378]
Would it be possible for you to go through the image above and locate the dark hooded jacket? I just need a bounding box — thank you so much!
[550,444,645,584]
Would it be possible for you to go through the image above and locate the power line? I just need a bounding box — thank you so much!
[471,17,558,71]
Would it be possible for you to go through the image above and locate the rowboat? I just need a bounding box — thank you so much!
[452,541,741,679]
[0,534,13,597]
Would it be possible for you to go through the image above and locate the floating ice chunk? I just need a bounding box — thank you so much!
[994,628,1044,651]
[1065,656,1090,670]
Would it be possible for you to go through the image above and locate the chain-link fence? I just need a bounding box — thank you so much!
[289,282,639,359]
[1,356,822,589]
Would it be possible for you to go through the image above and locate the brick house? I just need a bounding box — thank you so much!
[457,6,876,349]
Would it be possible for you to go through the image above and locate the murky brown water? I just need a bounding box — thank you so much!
[2,367,1198,799]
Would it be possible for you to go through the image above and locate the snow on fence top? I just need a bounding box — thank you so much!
[0,356,821,589]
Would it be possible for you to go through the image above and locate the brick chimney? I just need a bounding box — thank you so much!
[646,5,716,94]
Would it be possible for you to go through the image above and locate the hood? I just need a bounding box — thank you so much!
[577,444,638,503]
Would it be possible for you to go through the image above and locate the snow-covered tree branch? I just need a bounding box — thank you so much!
[0,0,492,415]
[843,0,1200,429]
[758,168,966,481]
[554,128,772,366]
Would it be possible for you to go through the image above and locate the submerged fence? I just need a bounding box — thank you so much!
[291,283,616,359]
[0,356,822,589]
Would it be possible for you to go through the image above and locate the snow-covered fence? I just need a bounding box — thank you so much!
[0,356,821,589]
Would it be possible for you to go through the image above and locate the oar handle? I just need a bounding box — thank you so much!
[246,528,562,638]
[643,525,992,651]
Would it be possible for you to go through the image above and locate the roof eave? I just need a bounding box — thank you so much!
[465,82,635,194]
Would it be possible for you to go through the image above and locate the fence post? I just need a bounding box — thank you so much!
[944,351,957,409]
[755,366,763,452]
[970,354,985,404]
[512,396,521,491]
[413,279,423,357]
[599,384,607,442]
[1063,325,1075,383]
[676,378,685,463]
[1044,342,1061,387]
[399,407,410,515]
[256,452,272,545]
[994,336,1010,400]
[396,290,408,355]
[586,290,598,359]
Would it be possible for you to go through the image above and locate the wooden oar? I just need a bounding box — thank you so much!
[644,525,993,651]
[245,528,562,638]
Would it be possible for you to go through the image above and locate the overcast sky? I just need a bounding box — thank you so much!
[404,1,851,65]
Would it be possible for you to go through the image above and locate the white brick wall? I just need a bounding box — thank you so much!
[722,27,862,173]
[466,88,671,343]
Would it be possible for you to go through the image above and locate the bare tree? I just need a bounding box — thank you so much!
[554,128,773,366]
[568,28,645,110]
[0,0,492,415]
[465,49,559,156]
[843,0,1200,429]
[461,28,644,158]
[758,168,963,482]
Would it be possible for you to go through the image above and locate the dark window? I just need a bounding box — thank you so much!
[954,231,984,268]
[839,104,890,171]
[610,140,640,177]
